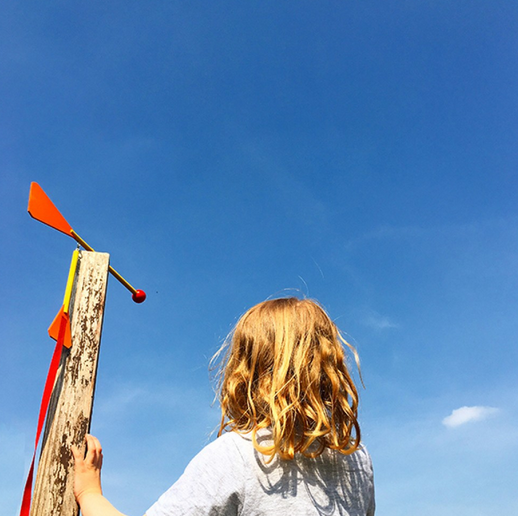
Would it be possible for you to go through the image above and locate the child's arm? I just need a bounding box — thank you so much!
[72,434,129,516]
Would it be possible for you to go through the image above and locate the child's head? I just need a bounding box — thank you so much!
[215,297,361,460]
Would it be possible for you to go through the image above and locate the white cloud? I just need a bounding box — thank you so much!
[442,406,499,428]
[362,310,399,330]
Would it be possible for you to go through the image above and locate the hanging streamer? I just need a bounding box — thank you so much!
[19,250,79,516]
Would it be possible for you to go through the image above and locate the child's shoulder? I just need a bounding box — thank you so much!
[215,430,253,452]
[344,443,374,473]
[202,430,251,458]
[184,431,250,479]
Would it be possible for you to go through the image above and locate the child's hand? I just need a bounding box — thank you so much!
[72,434,104,505]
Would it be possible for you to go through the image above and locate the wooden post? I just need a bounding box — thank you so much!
[30,251,110,516]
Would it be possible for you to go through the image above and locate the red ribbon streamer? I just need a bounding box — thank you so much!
[19,313,69,516]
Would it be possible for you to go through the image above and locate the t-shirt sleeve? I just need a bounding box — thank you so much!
[364,447,376,516]
[146,434,246,516]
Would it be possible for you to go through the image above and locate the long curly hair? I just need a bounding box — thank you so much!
[213,297,361,460]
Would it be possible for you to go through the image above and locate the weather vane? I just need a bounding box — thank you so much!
[20,183,146,516]
[27,182,146,303]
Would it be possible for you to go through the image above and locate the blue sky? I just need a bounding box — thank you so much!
[2,1,518,514]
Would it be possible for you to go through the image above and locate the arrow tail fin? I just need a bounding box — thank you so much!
[28,182,73,236]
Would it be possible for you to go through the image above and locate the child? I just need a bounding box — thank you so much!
[73,297,375,515]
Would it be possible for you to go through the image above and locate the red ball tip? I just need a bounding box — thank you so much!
[132,289,146,303]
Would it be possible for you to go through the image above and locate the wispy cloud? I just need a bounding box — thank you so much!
[361,310,399,330]
[442,406,499,428]
[344,223,426,251]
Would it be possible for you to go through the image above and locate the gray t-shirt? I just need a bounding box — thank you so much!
[147,431,375,516]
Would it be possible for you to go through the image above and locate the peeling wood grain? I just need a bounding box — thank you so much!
[30,251,110,516]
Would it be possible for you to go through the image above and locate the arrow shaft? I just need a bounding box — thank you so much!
[71,230,137,295]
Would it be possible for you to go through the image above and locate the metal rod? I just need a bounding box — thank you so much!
[70,230,137,295]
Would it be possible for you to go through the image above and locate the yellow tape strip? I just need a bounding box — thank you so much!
[63,249,79,314]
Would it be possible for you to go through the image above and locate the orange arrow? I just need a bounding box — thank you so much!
[28,182,146,303]
[28,182,73,236]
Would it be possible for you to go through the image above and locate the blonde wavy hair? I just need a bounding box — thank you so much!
[213,297,361,460]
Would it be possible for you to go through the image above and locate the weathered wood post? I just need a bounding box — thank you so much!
[30,251,110,516]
